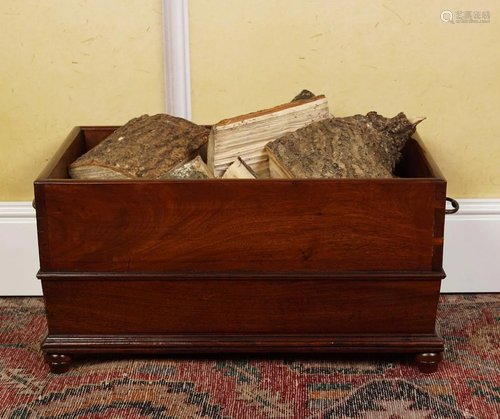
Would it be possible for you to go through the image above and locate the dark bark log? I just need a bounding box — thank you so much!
[69,114,209,179]
[266,112,422,179]
[291,89,316,102]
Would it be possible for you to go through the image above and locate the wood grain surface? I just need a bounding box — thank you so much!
[34,126,447,374]
[41,278,441,335]
[38,179,439,272]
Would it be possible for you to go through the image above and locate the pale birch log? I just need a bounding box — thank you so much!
[207,95,331,178]
[222,157,258,179]
[160,155,214,179]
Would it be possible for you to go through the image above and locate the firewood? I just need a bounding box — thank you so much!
[222,157,258,179]
[266,112,424,179]
[291,89,316,102]
[207,94,331,178]
[160,155,214,179]
[69,114,209,179]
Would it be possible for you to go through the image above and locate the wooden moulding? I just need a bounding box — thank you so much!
[34,126,447,374]
[42,333,444,354]
[41,330,444,374]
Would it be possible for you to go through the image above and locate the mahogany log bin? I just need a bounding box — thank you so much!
[34,126,456,375]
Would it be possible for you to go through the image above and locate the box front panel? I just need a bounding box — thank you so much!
[42,279,441,335]
[43,180,439,273]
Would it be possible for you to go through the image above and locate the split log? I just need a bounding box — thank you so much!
[222,157,258,179]
[69,114,209,179]
[266,112,424,179]
[160,155,214,179]
[207,94,331,178]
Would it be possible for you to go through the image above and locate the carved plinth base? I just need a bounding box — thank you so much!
[41,332,444,374]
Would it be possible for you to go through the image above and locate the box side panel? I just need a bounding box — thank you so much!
[36,127,84,181]
[41,278,441,335]
[395,138,444,180]
[396,138,433,178]
[33,184,50,270]
[42,180,439,272]
[432,182,447,271]
[82,126,120,151]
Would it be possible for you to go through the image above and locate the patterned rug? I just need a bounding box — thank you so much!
[1,294,499,418]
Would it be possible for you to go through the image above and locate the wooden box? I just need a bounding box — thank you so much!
[34,126,448,374]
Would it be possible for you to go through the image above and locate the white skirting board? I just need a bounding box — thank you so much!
[441,199,500,293]
[0,199,499,296]
[0,203,41,296]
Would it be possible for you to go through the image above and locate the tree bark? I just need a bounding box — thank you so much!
[69,114,209,179]
[266,112,422,179]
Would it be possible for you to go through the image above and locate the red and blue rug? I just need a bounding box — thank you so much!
[1,294,499,418]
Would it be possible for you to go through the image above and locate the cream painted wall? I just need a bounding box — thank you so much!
[0,0,164,201]
[189,1,500,198]
[2,1,498,200]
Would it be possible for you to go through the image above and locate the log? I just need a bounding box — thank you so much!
[207,94,331,178]
[69,114,209,179]
[266,112,424,179]
[291,89,316,102]
[222,157,258,179]
[160,155,214,179]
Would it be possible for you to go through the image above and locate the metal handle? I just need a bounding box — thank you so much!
[445,197,459,214]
